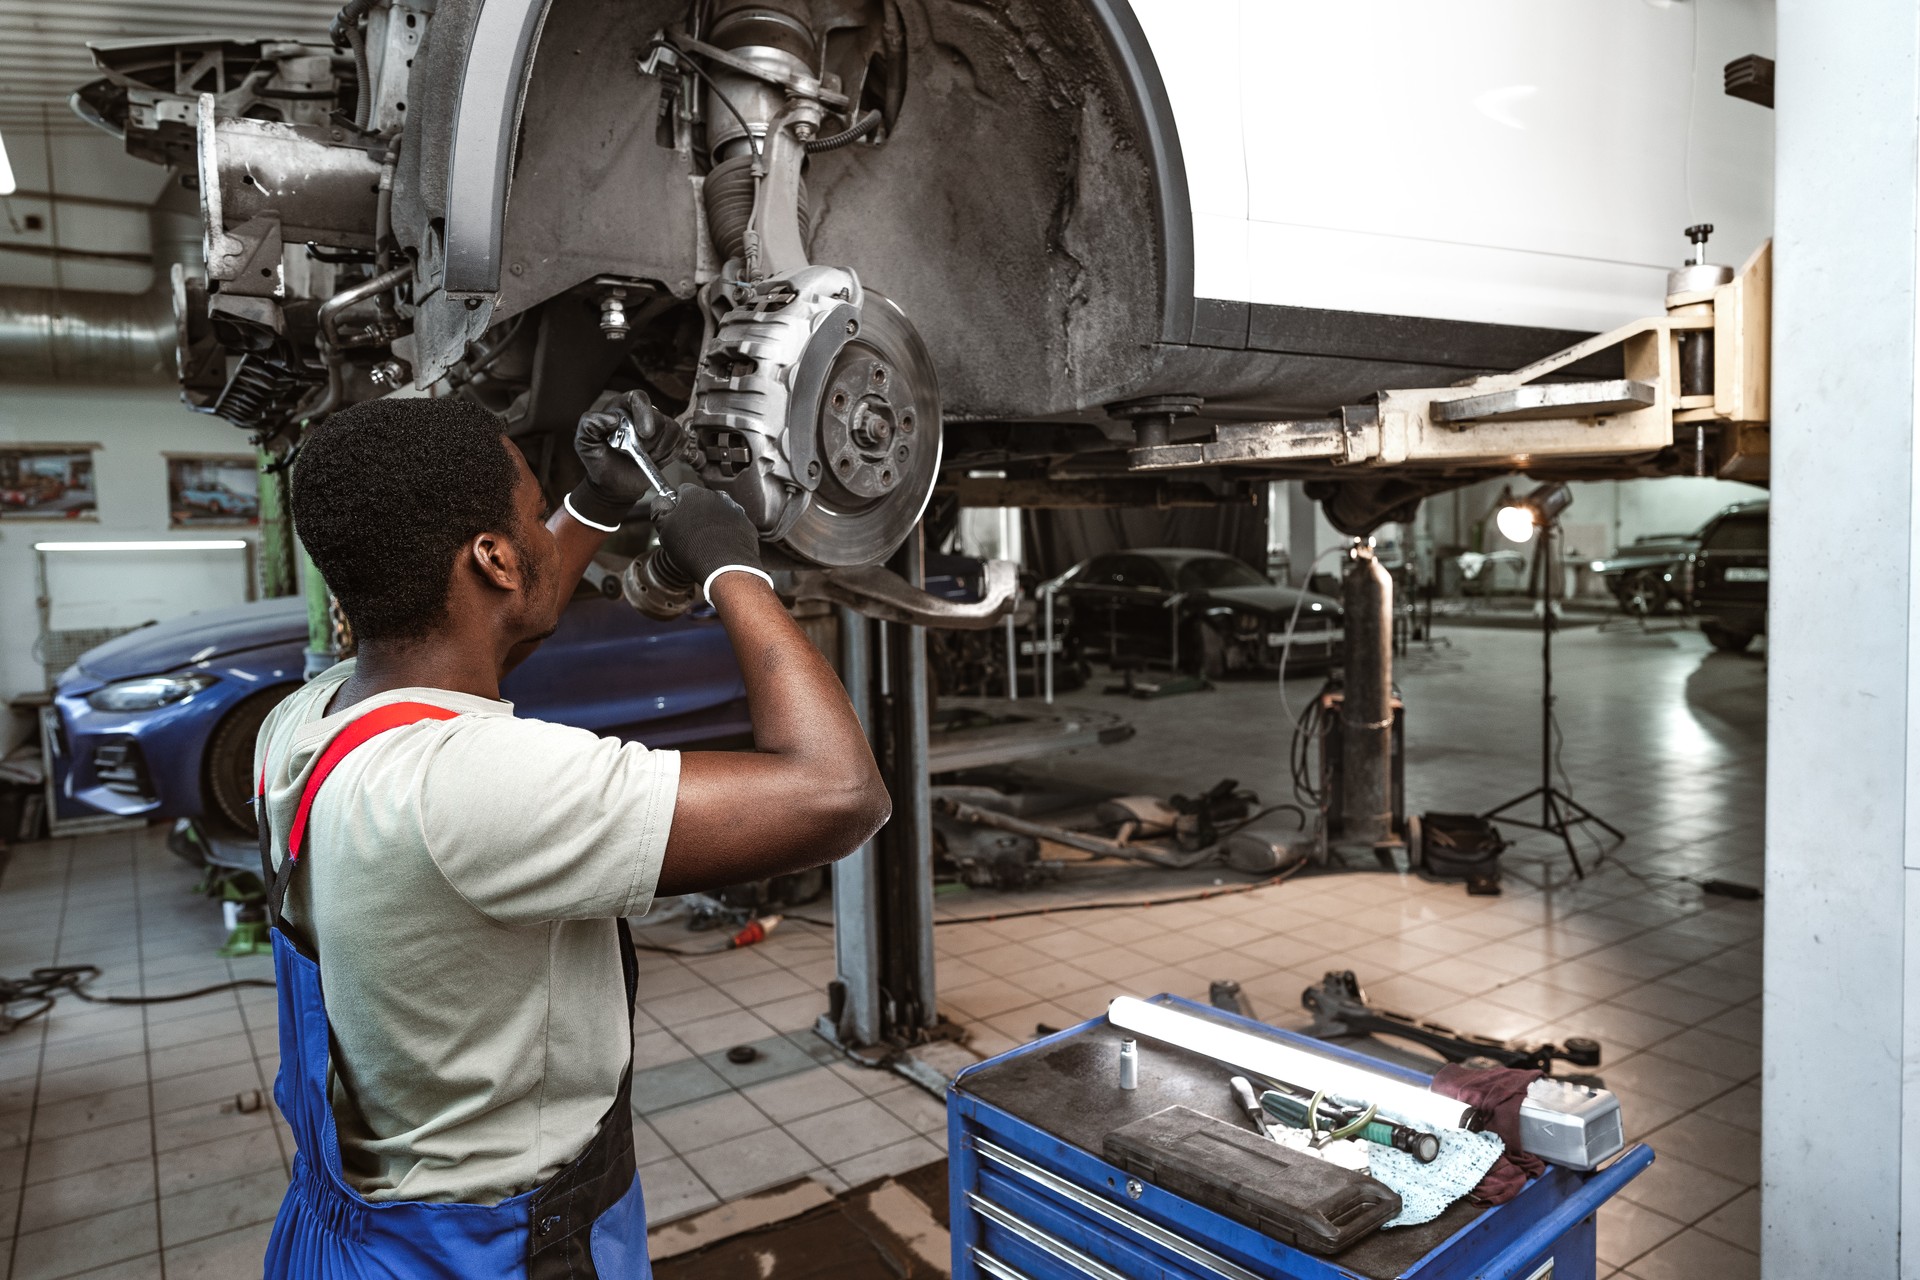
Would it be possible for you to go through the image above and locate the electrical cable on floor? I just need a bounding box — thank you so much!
[0,966,275,1036]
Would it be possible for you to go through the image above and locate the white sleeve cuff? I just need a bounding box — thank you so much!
[562,492,622,534]
[702,565,775,600]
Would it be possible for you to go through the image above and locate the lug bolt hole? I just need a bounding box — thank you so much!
[831,391,848,410]
[871,367,887,385]
[881,469,893,485]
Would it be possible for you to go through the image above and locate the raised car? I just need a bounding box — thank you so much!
[69,1,1774,579]
[1054,548,1342,679]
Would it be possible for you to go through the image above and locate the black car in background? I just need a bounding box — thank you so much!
[1589,531,1701,616]
[1054,548,1343,678]
[1692,501,1769,652]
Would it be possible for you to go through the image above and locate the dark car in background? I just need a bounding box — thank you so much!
[1692,501,1769,652]
[47,578,750,838]
[1589,530,1701,616]
[1055,548,1343,678]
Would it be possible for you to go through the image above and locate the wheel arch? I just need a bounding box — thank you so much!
[395,0,1194,415]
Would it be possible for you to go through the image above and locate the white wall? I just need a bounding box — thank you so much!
[1766,1,1915,1273]
[0,387,262,740]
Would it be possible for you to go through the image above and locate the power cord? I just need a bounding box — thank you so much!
[1,966,275,1036]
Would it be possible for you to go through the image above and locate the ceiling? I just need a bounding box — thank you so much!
[0,0,339,137]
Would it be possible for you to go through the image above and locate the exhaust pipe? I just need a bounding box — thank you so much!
[0,186,199,386]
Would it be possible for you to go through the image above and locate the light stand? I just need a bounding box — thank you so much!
[1481,494,1623,878]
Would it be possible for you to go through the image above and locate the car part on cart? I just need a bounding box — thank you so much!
[1257,1083,1441,1164]
[1302,971,1602,1075]
[1103,1105,1401,1254]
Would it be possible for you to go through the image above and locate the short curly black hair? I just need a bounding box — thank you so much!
[291,398,523,643]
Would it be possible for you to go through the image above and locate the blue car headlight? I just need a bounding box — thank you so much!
[85,673,217,712]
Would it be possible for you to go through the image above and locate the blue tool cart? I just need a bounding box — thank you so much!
[947,996,1652,1280]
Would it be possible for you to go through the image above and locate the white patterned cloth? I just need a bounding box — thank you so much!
[1367,1128,1507,1227]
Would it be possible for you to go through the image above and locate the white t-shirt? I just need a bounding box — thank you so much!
[254,659,679,1204]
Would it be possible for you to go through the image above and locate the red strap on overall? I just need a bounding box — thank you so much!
[285,701,461,861]
[261,701,460,935]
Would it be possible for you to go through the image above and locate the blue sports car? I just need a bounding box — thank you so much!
[47,580,750,838]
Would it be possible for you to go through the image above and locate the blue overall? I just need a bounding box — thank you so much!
[257,702,652,1278]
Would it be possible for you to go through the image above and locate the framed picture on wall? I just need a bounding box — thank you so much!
[167,455,260,527]
[0,447,98,520]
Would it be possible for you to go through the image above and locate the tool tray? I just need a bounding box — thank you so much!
[948,996,1652,1280]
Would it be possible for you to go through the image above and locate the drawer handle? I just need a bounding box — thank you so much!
[974,1138,1263,1280]
[970,1193,1129,1280]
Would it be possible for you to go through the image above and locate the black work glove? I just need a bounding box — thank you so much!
[654,484,769,600]
[565,391,664,531]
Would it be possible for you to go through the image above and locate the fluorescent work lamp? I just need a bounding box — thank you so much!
[1106,997,1475,1132]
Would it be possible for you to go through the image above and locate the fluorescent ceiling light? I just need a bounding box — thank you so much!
[34,540,249,552]
[0,130,14,196]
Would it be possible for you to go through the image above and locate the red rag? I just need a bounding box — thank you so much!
[1431,1063,1547,1205]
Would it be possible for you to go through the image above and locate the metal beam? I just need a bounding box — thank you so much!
[943,475,1251,508]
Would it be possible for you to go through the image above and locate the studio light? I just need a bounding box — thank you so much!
[1496,503,1538,544]
[1496,481,1574,545]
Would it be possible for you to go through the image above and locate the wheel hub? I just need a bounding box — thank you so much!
[687,266,940,568]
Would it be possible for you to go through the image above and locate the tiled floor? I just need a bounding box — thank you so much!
[1,622,1764,1278]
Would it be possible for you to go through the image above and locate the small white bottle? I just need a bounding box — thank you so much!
[1119,1038,1139,1090]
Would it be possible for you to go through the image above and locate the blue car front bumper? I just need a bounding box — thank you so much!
[48,671,284,823]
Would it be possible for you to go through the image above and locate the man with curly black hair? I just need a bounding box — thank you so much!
[252,394,888,1276]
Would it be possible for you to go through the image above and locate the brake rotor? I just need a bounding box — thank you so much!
[777,290,941,568]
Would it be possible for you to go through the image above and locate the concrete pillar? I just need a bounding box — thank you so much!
[1765,3,1916,1273]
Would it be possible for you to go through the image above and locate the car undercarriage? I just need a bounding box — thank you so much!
[71,0,1771,583]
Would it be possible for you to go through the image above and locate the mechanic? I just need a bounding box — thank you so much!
[252,394,890,1277]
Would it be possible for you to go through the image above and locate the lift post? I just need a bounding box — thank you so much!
[822,529,941,1056]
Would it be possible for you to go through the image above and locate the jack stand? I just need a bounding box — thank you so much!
[1318,540,1412,867]
[817,527,970,1092]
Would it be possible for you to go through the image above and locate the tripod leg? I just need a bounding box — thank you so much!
[1558,792,1626,842]
[1482,786,1549,822]
[1545,790,1586,878]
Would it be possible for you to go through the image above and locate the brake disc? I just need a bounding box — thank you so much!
[687,267,940,569]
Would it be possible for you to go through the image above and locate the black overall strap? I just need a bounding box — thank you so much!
[526,917,642,1279]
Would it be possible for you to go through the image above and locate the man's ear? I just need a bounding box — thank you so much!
[467,530,522,592]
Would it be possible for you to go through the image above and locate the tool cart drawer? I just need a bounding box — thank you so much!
[947,998,1653,1280]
